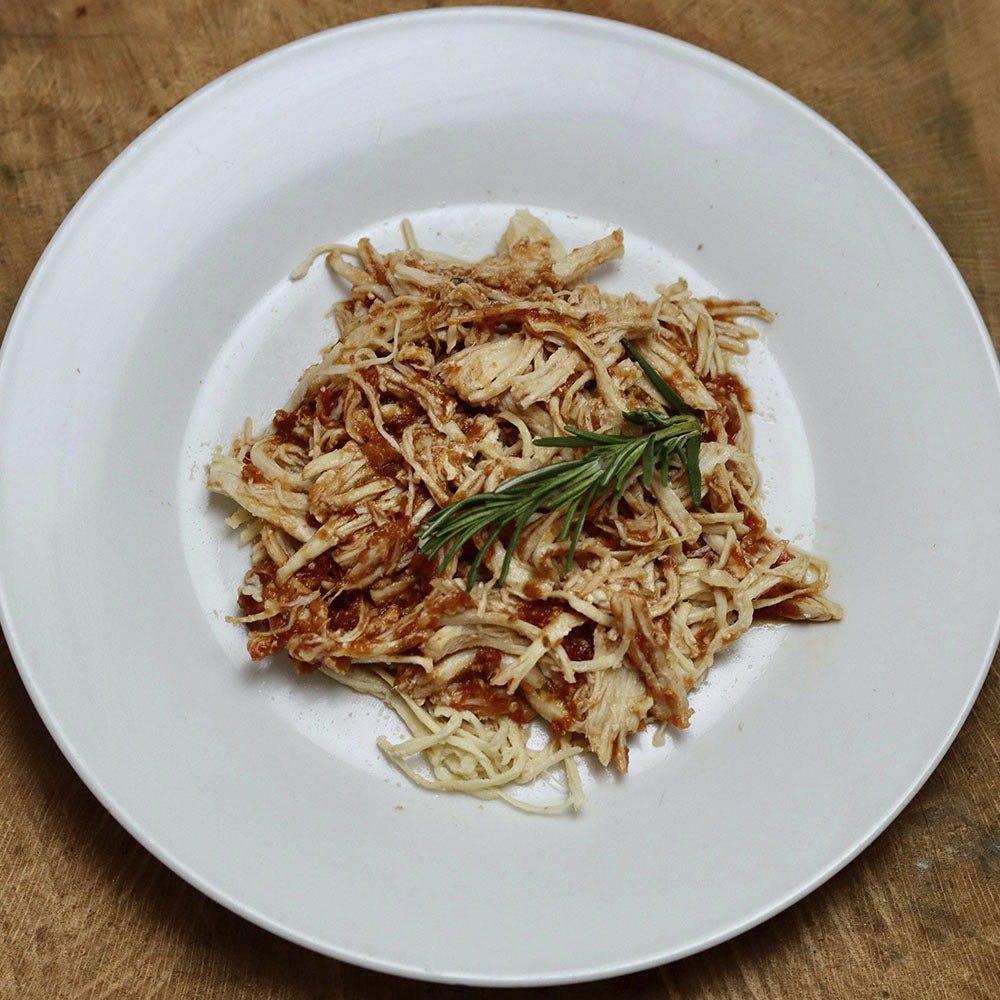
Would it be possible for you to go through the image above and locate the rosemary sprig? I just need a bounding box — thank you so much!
[417,339,702,589]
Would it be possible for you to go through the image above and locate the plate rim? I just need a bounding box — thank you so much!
[1,6,999,986]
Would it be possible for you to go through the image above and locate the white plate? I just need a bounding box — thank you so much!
[2,8,999,986]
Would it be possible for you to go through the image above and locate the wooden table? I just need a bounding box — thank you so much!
[2,1,998,996]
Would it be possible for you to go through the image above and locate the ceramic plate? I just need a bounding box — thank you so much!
[2,8,999,986]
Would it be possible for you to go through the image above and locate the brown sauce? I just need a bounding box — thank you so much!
[295,552,344,592]
[521,580,547,601]
[442,676,534,724]
[240,456,268,485]
[706,372,753,412]
[382,398,423,437]
[328,592,362,632]
[515,598,562,628]
[703,373,752,444]
[314,385,339,427]
[470,646,502,673]
[743,509,767,544]
[355,419,400,473]
[563,621,595,661]
[272,408,299,443]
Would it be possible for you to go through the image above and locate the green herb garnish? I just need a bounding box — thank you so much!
[417,339,702,589]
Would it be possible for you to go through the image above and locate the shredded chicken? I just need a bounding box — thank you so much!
[208,211,841,811]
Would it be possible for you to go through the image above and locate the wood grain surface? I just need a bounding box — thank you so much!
[2,1,999,996]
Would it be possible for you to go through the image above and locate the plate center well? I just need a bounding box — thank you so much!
[177,202,818,791]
